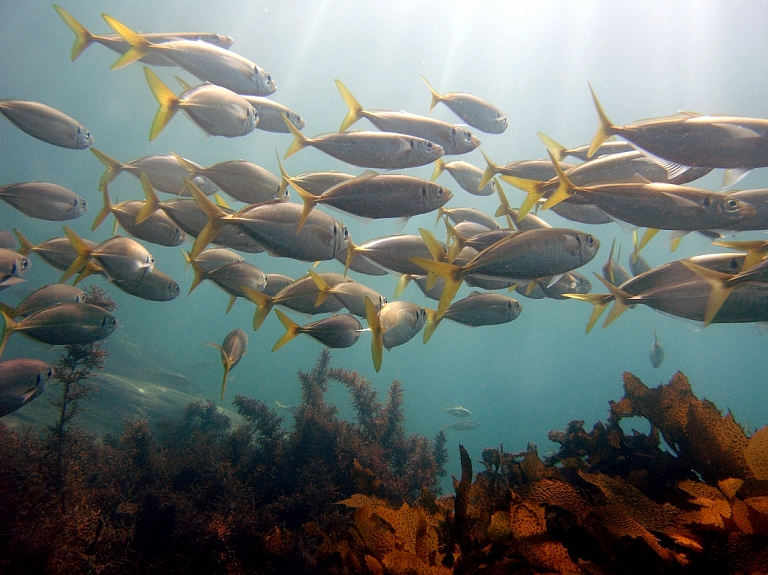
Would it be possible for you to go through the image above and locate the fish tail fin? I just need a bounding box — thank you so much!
[90,147,124,189]
[187,258,209,294]
[494,180,513,219]
[587,83,616,158]
[283,113,309,158]
[61,226,91,282]
[478,148,499,190]
[630,230,640,265]
[563,292,615,333]
[680,261,735,326]
[409,258,463,319]
[169,151,198,176]
[308,270,332,307]
[591,273,632,328]
[418,228,447,290]
[219,365,231,400]
[335,79,364,132]
[185,178,227,258]
[541,150,577,210]
[143,67,179,141]
[133,171,161,226]
[637,228,659,252]
[54,5,94,62]
[0,303,17,319]
[272,309,301,351]
[364,297,384,372]
[225,296,237,314]
[605,238,617,284]
[92,184,114,231]
[431,158,446,182]
[13,229,33,257]
[101,14,150,69]
[344,233,361,277]
[498,174,544,221]
[0,310,18,359]
[393,274,412,299]
[242,286,274,330]
[423,308,441,343]
[292,180,319,234]
[711,239,768,271]
[421,76,442,112]
[538,132,568,162]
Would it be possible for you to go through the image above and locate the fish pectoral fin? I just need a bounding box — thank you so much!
[722,168,751,190]
[21,387,38,404]
[659,191,703,210]
[712,123,762,139]
[631,145,692,180]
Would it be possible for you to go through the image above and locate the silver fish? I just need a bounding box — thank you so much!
[424,291,521,343]
[432,159,497,196]
[112,269,180,302]
[442,405,471,418]
[262,274,294,297]
[15,230,96,272]
[241,96,304,133]
[104,15,275,96]
[93,186,186,247]
[650,328,665,368]
[272,311,362,351]
[0,182,87,221]
[183,248,244,274]
[284,120,444,170]
[422,77,507,134]
[0,358,52,417]
[63,227,154,283]
[173,154,283,205]
[309,270,386,317]
[337,80,480,155]
[189,260,267,313]
[144,68,257,140]
[293,171,452,231]
[0,248,30,283]
[366,298,426,372]
[205,328,248,399]
[0,284,84,318]
[0,303,117,357]
[444,420,480,431]
[0,99,93,149]
[54,5,234,64]
[90,148,218,195]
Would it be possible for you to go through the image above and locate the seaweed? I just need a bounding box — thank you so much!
[1,359,767,573]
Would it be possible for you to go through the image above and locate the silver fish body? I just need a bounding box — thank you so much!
[177,84,258,138]
[0,99,93,149]
[379,300,427,350]
[444,420,480,431]
[353,234,447,276]
[434,160,497,196]
[650,328,665,368]
[5,303,117,347]
[0,182,87,221]
[112,269,180,302]
[443,292,522,327]
[17,233,97,272]
[0,284,84,318]
[104,200,186,247]
[87,236,155,281]
[183,159,282,204]
[442,405,471,418]
[242,96,304,132]
[0,358,52,417]
[423,78,507,134]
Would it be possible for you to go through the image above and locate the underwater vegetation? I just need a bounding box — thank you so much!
[1,347,767,574]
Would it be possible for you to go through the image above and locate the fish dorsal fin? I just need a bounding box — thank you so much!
[722,168,751,190]
[669,230,689,252]
[546,274,563,289]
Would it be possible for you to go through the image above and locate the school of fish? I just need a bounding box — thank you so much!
[7,6,768,421]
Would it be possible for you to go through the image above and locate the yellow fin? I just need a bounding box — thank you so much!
[587,83,616,158]
[423,308,441,343]
[538,132,568,162]
[242,286,274,331]
[92,185,114,231]
[309,269,332,307]
[637,228,659,252]
[101,14,150,69]
[592,273,631,328]
[90,147,124,189]
[541,150,576,210]
[272,309,300,351]
[54,5,94,62]
[712,239,768,271]
[364,297,383,372]
[564,293,614,333]
[478,149,499,190]
[60,226,91,283]
[393,274,411,299]
[421,76,442,112]
[185,178,228,258]
[170,151,198,176]
[431,158,446,182]
[409,257,463,319]
[282,113,308,158]
[680,261,735,326]
[335,79,364,132]
[13,229,33,257]
[134,171,160,225]
[143,67,179,141]
[0,310,19,359]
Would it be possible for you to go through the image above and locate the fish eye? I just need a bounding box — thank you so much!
[515,302,521,312]
[47,368,53,379]
[111,318,117,327]
[420,309,426,320]
[21,258,29,270]
[266,74,272,83]
[436,187,443,197]
[729,258,741,272]
[586,234,595,246]
[425,141,433,149]
[464,132,472,141]
[725,199,739,211]
[295,115,301,123]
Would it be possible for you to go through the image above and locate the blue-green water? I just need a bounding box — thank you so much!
[1,0,767,484]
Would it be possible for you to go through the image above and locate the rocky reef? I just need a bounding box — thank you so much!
[0,347,766,573]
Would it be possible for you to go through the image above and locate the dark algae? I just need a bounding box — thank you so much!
[1,350,767,573]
